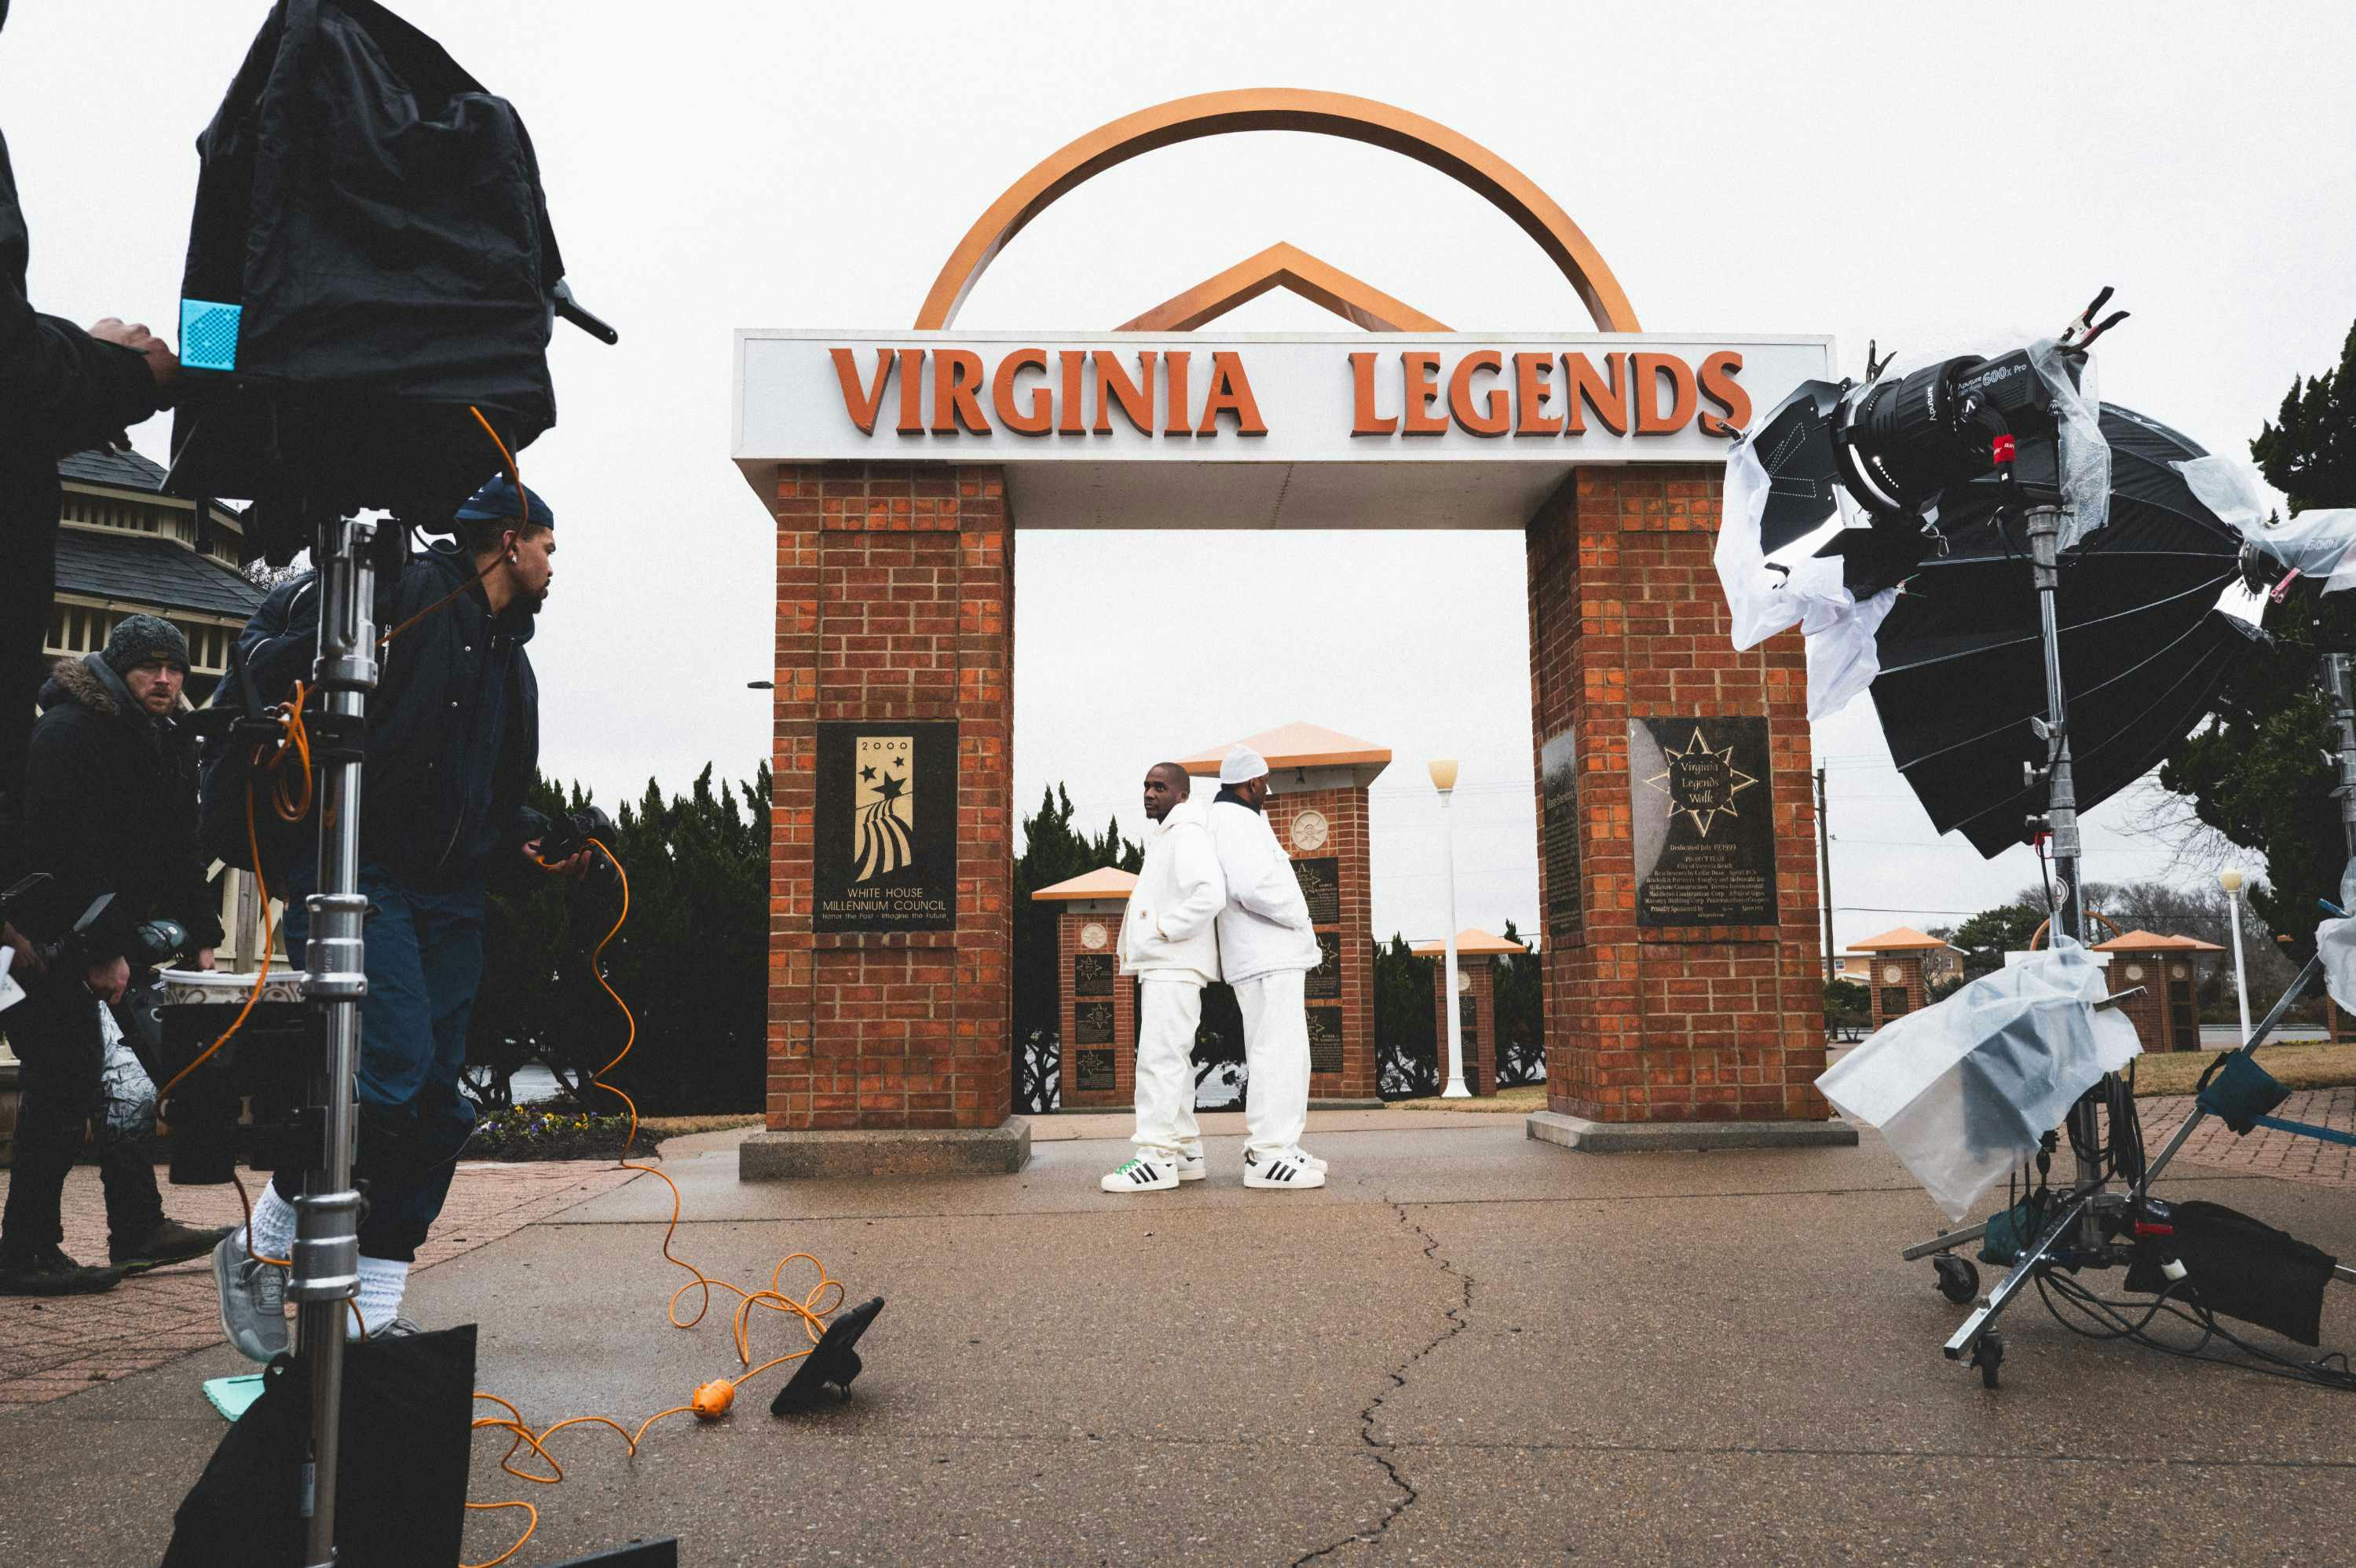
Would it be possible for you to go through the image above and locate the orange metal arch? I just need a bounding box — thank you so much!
[913,89,1641,333]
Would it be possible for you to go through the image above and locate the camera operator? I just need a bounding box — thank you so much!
[0,619,230,1296]
[214,476,583,1354]
[0,0,180,894]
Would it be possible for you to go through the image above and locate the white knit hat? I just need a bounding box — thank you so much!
[1218,744,1268,784]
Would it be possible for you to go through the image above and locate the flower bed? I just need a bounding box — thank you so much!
[468,1102,653,1163]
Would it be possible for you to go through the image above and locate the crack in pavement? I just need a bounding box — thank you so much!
[1291,1200,1472,1566]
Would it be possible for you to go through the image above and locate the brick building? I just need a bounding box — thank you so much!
[2088,930,2226,1052]
[1029,867,1138,1109]
[1846,927,1959,1032]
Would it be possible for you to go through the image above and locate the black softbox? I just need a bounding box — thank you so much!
[166,0,564,554]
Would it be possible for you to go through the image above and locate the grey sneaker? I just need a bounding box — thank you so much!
[212,1231,290,1363]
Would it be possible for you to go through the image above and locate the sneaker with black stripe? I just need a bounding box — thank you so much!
[1242,1146,1326,1190]
[1099,1153,1178,1193]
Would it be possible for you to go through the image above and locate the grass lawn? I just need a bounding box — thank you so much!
[2129,1041,2356,1098]
[1389,1085,1550,1114]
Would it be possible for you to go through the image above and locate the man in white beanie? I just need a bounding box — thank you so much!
[1101,762,1224,1193]
[1205,744,1328,1189]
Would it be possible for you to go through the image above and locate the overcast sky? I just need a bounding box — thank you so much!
[8,1,2354,951]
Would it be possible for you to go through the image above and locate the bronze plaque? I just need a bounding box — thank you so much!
[1305,931,1343,999]
[1458,996,1477,1033]
[813,723,958,931]
[1074,953,1115,998]
[1541,729,1581,946]
[1074,1049,1115,1093]
[1629,717,1779,928]
[1293,857,1341,926]
[1306,1005,1343,1076]
[1074,1000,1116,1046]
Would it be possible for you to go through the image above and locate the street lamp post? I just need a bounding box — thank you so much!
[1430,758,1468,1098]
[2219,868,2252,1045]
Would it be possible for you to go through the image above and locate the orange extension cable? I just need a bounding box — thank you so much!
[458,839,846,1567]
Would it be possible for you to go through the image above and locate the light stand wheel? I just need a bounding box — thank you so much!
[1971,1330,2005,1390]
[1932,1253,1980,1306]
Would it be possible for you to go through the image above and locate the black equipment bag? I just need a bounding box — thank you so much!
[2125,1199,2339,1347]
[162,1325,477,1568]
[166,0,562,546]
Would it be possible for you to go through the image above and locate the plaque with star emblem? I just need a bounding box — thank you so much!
[814,722,959,931]
[1305,930,1343,999]
[1629,717,1778,927]
[1306,1006,1344,1075]
[1074,1049,1116,1092]
[1074,954,1115,998]
[1074,1000,1116,1046]
[1292,857,1341,926]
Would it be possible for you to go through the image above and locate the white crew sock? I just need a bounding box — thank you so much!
[243,1182,298,1263]
[349,1256,409,1338]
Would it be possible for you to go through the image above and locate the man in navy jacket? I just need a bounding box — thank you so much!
[211,475,580,1354]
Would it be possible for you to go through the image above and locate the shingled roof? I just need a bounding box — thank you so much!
[59,446,172,492]
[53,528,264,620]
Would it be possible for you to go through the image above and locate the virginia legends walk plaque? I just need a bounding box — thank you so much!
[1628,717,1777,927]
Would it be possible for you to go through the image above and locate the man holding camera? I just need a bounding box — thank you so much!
[214,476,580,1354]
[1,0,181,888]
[0,618,230,1296]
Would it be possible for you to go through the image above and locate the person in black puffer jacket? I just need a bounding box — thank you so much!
[210,476,582,1356]
[0,0,182,886]
[0,617,232,1296]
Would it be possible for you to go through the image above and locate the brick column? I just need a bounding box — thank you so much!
[1263,784,1378,1102]
[746,461,1025,1179]
[1525,465,1849,1149]
[1429,957,1498,1095]
[1055,905,1135,1109]
[2103,947,2171,1051]
[1865,954,1927,1032]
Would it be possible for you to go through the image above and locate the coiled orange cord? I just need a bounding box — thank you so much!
[457,838,845,1567]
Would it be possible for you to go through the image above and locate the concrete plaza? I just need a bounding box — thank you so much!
[2,1099,2353,1566]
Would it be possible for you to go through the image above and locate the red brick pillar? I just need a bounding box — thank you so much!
[1865,953,1927,1032]
[1262,784,1379,1103]
[1055,904,1135,1109]
[1428,956,1498,1095]
[1524,465,1848,1150]
[745,462,1025,1179]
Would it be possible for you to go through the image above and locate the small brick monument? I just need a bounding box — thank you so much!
[1847,927,1955,1032]
[2090,930,2224,1053]
[1179,722,1387,1106]
[1411,927,1527,1096]
[1030,867,1139,1108]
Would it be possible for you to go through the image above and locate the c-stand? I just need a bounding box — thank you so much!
[1906,536,2356,1384]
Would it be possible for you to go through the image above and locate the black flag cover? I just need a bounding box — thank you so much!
[163,1325,477,1568]
[166,0,564,551]
[1870,405,2258,857]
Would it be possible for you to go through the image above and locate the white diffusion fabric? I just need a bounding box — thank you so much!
[2028,337,2110,550]
[2175,455,2356,592]
[1713,435,1894,720]
[1817,940,2141,1221]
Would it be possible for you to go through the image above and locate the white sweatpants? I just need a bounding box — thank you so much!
[1235,969,1311,1154]
[1133,978,1204,1158]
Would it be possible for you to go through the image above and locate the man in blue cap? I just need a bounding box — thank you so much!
[210,473,583,1354]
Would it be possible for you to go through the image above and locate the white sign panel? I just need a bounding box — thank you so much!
[737,331,1833,466]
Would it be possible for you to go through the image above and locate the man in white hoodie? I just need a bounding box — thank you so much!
[1205,745,1328,1190]
[1103,762,1224,1193]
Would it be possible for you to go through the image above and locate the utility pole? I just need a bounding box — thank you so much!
[1815,766,1836,981]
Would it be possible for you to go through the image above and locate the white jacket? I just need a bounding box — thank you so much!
[1118,795,1224,984]
[1207,796,1322,983]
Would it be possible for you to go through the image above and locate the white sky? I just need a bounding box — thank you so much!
[8,1,2354,951]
